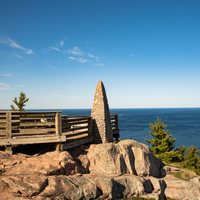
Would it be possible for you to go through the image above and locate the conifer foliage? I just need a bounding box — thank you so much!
[10,91,29,111]
[144,117,176,155]
[181,145,200,173]
[144,118,200,175]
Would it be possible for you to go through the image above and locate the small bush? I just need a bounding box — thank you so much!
[181,145,200,175]
[113,138,122,144]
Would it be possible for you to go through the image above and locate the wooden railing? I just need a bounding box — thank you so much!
[0,111,120,153]
[0,111,65,148]
[61,116,93,150]
[62,116,92,138]
[110,113,120,140]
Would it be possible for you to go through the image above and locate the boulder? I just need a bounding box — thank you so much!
[1,175,48,197]
[164,174,200,200]
[2,151,85,176]
[87,139,163,177]
[39,174,102,199]
[83,174,121,199]
[114,175,147,197]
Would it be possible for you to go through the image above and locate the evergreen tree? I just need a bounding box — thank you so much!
[144,117,176,155]
[10,91,29,111]
[181,145,200,174]
[144,118,200,173]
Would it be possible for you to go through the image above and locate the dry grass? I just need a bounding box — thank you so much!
[174,170,197,181]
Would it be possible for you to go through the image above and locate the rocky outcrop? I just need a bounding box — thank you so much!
[1,150,85,176]
[0,140,200,200]
[87,139,163,177]
[1,173,200,200]
[164,174,200,200]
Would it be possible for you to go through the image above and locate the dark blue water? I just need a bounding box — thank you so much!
[29,108,200,150]
[113,108,200,151]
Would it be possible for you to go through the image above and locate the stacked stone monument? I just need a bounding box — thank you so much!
[91,81,113,143]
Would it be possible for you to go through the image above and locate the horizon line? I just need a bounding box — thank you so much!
[1,106,200,111]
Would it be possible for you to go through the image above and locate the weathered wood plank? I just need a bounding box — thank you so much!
[5,112,12,154]
[63,125,88,132]
[0,123,6,128]
[62,136,94,150]
[63,131,88,138]
[12,128,55,134]
[55,112,62,152]
[63,118,88,123]
[63,121,88,126]
[110,113,121,117]
[0,130,6,135]
[20,122,55,126]
[63,132,88,139]
[0,119,6,122]
[0,136,66,145]
[55,112,62,136]
[11,134,57,139]
[11,126,20,129]
[62,129,88,134]
[6,112,12,139]
[63,117,90,122]
[20,116,55,120]
[11,115,20,118]
[11,120,20,123]
[8,111,61,114]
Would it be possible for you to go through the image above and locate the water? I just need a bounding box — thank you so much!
[113,108,200,151]
[29,108,200,150]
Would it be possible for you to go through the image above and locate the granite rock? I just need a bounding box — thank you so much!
[87,139,163,177]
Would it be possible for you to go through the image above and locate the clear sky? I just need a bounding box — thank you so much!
[0,0,200,109]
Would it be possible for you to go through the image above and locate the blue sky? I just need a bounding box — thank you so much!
[0,0,200,109]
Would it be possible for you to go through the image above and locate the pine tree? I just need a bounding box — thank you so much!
[181,145,200,174]
[144,117,176,156]
[10,91,29,111]
[144,118,200,173]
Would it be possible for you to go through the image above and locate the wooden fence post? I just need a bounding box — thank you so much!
[5,112,12,154]
[88,117,93,137]
[55,112,62,152]
[115,115,118,130]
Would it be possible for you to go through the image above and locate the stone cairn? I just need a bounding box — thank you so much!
[91,81,113,143]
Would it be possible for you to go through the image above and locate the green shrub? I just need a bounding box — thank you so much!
[181,145,200,175]
[113,138,122,144]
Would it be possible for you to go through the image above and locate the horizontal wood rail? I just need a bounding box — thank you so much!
[110,113,120,140]
[0,111,120,154]
[62,116,92,139]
